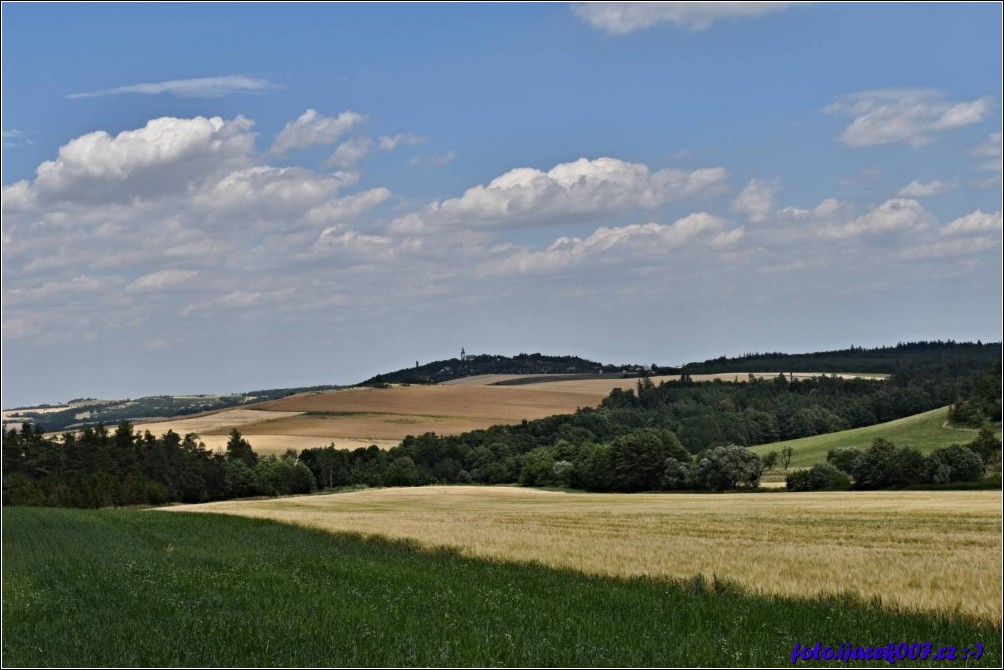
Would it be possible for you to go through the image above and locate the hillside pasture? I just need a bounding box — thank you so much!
[751,406,996,468]
[174,486,1002,623]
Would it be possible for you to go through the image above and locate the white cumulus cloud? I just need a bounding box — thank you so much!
[2,129,31,148]
[307,188,392,226]
[573,2,800,33]
[271,109,365,155]
[390,157,728,232]
[973,132,1002,173]
[942,210,1002,235]
[31,115,256,204]
[826,89,991,147]
[327,134,426,169]
[484,212,734,275]
[126,269,200,293]
[326,138,375,169]
[897,179,954,197]
[821,198,935,238]
[900,237,999,260]
[194,166,356,221]
[732,179,777,223]
[711,226,745,249]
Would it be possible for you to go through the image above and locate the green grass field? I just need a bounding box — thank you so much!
[752,406,999,469]
[3,507,1000,667]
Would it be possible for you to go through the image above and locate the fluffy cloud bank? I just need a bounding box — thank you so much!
[3,111,999,356]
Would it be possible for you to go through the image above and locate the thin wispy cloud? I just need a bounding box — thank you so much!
[573,2,801,34]
[2,129,31,148]
[897,179,954,198]
[972,132,1002,172]
[826,89,991,148]
[69,75,276,99]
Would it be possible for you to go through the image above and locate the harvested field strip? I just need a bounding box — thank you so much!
[177,486,1003,623]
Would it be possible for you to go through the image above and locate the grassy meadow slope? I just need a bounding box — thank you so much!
[751,406,1000,469]
[172,486,1002,623]
[4,507,999,667]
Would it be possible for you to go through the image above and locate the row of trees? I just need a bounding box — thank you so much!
[3,425,315,507]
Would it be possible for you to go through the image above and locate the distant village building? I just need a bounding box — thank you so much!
[460,347,466,361]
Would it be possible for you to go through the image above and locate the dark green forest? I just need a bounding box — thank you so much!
[3,342,1000,506]
[684,340,996,376]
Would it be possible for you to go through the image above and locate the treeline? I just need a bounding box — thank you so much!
[684,340,1000,377]
[2,425,316,507]
[787,430,1001,491]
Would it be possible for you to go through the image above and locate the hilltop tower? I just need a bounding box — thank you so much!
[461,347,466,361]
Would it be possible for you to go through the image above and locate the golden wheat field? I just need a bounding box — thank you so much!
[130,409,304,436]
[219,384,611,452]
[173,486,1002,623]
[254,384,604,416]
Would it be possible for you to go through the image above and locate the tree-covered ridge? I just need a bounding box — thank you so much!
[684,340,1000,376]
[361,352,669,385]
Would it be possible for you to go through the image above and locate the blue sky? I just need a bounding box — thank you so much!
[2,3,1001,406]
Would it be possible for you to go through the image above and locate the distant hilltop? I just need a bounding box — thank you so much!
[360,352,679,386]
